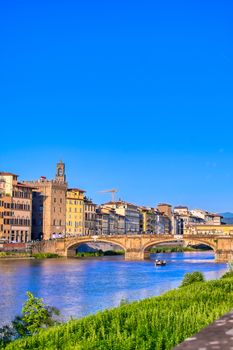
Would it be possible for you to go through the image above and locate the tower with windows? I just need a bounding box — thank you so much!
[56,161,66,183]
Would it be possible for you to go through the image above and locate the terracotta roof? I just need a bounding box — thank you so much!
[174,206,188,209]
[16,182,36,189]
[67,188,86,193]
[207,213,223,218]
[103,200,138,207]
[0,172,18,177]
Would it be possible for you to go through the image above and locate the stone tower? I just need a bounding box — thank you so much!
[56,161,66,183]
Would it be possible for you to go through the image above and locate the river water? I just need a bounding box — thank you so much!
[0,251,227,326]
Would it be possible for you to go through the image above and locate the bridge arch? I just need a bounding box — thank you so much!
[65,238,127,257]
[183,239,216,251]
[142,238,216,259]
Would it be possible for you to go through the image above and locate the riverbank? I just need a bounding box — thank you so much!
[0,252,32,259]
[3,274,233,350]
[0,247,206,259]
[150,246,206,253]
[0,252,60,259]
[76,249,124,257]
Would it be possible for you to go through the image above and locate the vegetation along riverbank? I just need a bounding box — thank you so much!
[0,247,204,259]
[76,250,124,257]
[149,246,202,253]
[0,252,60,259]
[2,270,233,350]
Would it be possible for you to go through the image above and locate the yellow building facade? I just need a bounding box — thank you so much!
[66,188,85,236]
[139,207,156,233]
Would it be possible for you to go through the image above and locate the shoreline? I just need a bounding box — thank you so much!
[2,272,232,350]
[0,248,211,260]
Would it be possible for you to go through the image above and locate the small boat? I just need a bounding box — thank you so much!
[155,259,166,266]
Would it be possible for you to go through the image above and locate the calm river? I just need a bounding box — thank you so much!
[0,251,227,326]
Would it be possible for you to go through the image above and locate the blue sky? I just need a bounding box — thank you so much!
[0,0,233,212]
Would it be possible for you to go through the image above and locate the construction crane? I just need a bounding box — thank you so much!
[98,189,118,202]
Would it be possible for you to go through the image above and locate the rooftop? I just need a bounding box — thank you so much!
[103,200,139,208]
[174,206,189,209]
[0,172,18,177]
[67,188,86,193]
[16,182,36,189]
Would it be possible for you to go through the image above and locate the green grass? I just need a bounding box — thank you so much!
[221,270,233,279]
[0,252,60,259]
[0,252,31,258]
[3,277,233,350]
[76,250,124,258]
[150,246,201,253]
[32,253,60,259]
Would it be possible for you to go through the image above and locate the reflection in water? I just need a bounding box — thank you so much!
[0,251,227,326]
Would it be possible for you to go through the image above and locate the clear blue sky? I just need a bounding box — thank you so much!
[1,0,233,212]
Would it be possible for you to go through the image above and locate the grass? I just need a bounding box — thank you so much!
[2,276,233,350]
[31,253,60,259]
[150,246,202,253]
[0,252,60,259]
[0,252,31,258]
[76,250,124,257]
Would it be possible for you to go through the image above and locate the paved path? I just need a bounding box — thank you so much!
[174,311,233,350]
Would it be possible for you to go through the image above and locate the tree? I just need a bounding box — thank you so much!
[180,271,205,288]
[221,260,233,279]
[0,292,60,346]
[17,292,60,335]
[0,325,16,347]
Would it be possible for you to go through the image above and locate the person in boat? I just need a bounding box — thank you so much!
[155,259,166,265]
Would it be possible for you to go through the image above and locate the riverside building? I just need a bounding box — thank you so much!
[23,162,67,240]
[84,198,97,235]
[0,172,33,243]
[139,207,156,233]
[66,188,85,235]
[96,205,126,235]
[102,201,140,233]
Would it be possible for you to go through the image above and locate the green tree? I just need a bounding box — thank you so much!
[18,292,60,335]
[0,325,16,347]
[0,292,60,346]
[221,260,233,279]
[180,271,205,288]
[119,298,129,306]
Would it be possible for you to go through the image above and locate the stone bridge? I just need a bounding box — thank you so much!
[31,231,233,261]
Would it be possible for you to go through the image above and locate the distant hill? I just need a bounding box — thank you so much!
[220,212,233,218]
[220,212,233,224]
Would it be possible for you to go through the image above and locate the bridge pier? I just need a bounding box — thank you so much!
[215,250,233,263]
[124,249,150,260]
[67,249,76,257]
[125,249,145,260]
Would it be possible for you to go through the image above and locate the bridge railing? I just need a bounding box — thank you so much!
[185,228,233,236]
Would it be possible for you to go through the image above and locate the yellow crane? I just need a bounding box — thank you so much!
[98,188,118,202]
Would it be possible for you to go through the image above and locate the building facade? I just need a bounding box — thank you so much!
[0,172,33,242]
[24,162,67,240]
[84,198,97,235]
[173,206,222,235]
[96,206,126,235]
[102,201,140,233]
[139,207,156,233]
[156,204,172,234]
[66,188,85,236]
[190,209,222,225]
